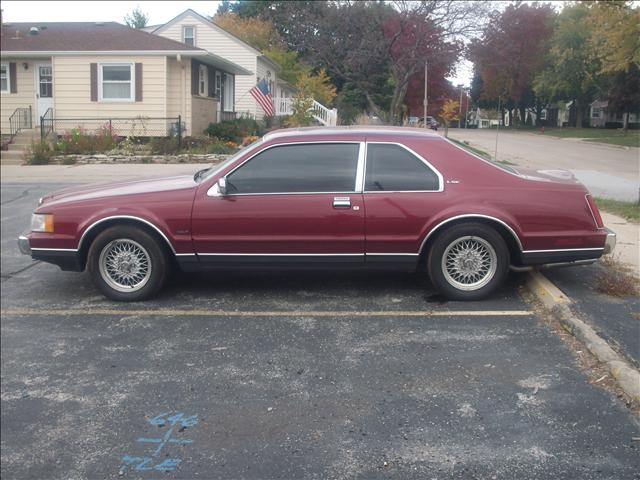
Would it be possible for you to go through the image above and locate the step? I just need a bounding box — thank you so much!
[8,142,31,151]
[0,150,25,164]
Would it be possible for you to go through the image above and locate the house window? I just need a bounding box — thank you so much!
[215,71,222,98]
[223,73,234,112]
[199,65,208,96]
[99,63,134,101]
[183,26,195,46]
[591,108,601,119]
[0,64,9,93]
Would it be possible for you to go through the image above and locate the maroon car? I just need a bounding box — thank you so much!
[18,127,615,301]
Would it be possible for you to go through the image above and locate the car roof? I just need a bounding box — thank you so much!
[263,126,443,142]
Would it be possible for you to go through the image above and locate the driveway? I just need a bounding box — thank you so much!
[2,183,639,479]
[446,129,640,202]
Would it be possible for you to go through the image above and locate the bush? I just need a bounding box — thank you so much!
[27,141,54,165]
[207,141,238,154]
[204,117,262,142]
[149,137,179,155]
[55,125,117,154]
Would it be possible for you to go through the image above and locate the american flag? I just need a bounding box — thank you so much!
[249,79,275,116]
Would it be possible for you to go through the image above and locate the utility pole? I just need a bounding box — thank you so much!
[494,95,501,162]
[464,90,469,129]
[459,85,463,128]
[423,61,428,129]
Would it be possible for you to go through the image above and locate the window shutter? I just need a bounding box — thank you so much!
[191,60,199,95]
[9,63,17,93]
[135,63,143,102]
[90,63,98,101]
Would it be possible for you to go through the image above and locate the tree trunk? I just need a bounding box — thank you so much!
[364,92,387,123]
[508,109,513,128]
[535,103,542,127]
[389,80,409,126]
[519,107,526,127]
[623,112,629,132]
[575,101,583,129]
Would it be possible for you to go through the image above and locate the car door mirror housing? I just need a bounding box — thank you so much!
[217,177,227,195]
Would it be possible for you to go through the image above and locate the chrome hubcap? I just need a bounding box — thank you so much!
[442,236,497,291]
[99,239,151,293]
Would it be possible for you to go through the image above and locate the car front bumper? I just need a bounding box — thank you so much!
[18,235,31,255]
[603,227,616,255]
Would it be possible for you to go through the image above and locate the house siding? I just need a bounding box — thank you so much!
[166,56,193,135]
[52,55,168,135]
[154,12,267,119]
[0,58,42,133]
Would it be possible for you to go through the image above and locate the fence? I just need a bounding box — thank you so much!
[40,114,182,147]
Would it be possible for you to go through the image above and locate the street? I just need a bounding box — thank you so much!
[2,183,639,479]
[446,129,640,202]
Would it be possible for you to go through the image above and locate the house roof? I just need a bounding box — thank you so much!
[0,21,202,53]
[152,9,281,72]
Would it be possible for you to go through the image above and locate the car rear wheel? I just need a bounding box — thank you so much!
[427,223,509,301]
[87,225,169,301]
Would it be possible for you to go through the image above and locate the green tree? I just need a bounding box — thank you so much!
[533,4,602,127]
[440,99,459,137]
[124,6,149,29]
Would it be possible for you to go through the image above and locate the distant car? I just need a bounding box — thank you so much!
[418,116,439,130]
[19,127,615,302]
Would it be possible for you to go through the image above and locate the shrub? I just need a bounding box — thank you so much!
[204,117,262,142]
[62,156,77,165]
[149,137,179,155]
[27,141,54,165]
[55,124,117,154]
[207,141,238,154]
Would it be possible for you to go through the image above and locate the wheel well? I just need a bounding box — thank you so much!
[78,218,176,269]
[419,217,521,266]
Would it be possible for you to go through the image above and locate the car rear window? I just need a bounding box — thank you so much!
[365,143,440,192]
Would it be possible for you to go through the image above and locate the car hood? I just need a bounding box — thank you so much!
[39,175,197,207]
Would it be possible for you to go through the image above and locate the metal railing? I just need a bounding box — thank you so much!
[40,107,54,142]
[220,111,237,122]
[39,114,183,146]
[272,97,338,126]
[8,106,32,140]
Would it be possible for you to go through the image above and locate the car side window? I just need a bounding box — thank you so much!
[226,143,360,194]
[365,143,440,192]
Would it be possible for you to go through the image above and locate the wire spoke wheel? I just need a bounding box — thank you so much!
[441,236,497,291]
[98,239,152,293]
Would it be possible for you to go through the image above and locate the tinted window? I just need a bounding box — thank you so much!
[365,144,440,191]
[226,143,359,194]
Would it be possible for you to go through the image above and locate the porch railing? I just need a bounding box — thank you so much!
[8,106,32,140]
[40,107,54,142]
[272,97,338,126]
[220,111,237,122]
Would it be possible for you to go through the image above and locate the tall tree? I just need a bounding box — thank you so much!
[124,6,149,29]
[469,3,554,126]
[533,4,601,127]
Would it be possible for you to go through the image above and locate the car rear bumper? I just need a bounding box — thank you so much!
[603,227,616,255]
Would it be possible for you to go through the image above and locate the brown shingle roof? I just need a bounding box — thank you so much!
[1,22,202,52]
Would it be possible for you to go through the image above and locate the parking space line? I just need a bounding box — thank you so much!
[1,308,534,317]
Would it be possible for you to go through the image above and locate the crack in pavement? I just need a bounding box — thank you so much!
[0,260,41,281]
[0,188,34,206]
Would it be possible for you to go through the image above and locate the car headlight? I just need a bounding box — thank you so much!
[31,213,54,233]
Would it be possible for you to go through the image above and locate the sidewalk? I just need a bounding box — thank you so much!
[602,211,639,275]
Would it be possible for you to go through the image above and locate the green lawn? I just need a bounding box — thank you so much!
[536,128,640,148]
[594,197,640,222]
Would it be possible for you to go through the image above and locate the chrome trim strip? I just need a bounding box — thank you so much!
[206,140,364,197]
[175,253,197,257]
[363,141,444,193]
[354,142,366,193]
[366,253,420,256]
[77,215,177,254]
[585,194,606,230]
[197,253,365,257]
[522,247,604,254]
[419,214,524,253]
[31,247,78,252]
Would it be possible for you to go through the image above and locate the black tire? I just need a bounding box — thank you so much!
[87,225,169,301]
[427,223,509,301]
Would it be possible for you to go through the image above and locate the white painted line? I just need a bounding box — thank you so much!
[1,308,534,318]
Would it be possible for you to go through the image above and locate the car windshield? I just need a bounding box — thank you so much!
[195,138,264,183]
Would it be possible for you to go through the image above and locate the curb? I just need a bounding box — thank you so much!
[526,271,640,403]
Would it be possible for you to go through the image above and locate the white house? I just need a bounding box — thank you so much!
[590,99,639,128]
[150,9,295,121]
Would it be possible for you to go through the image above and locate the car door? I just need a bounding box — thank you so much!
[362,142,445,264]
[191,141,366,265]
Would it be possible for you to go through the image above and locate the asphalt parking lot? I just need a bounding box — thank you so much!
[2,183,640,479]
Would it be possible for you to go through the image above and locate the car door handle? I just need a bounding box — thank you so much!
[333,196,351,208]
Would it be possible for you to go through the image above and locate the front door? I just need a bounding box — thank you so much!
[191,142,366,265]
[35,63,53,118]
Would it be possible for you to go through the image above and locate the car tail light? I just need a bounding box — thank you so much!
[585,194,604,229]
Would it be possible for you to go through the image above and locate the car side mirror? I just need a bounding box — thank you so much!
[217,177,227,195]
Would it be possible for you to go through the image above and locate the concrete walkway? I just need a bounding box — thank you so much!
[446,129,640,202]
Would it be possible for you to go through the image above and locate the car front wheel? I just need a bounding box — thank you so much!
[427,223,509,301]
[87,225,169,301]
